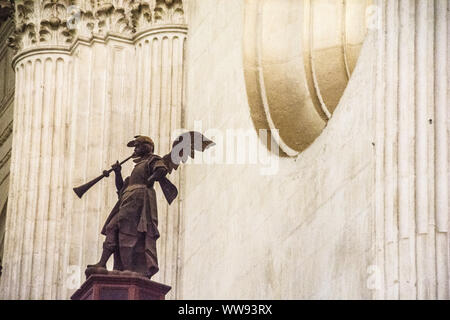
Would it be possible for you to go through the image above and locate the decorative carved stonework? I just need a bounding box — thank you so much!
[8,0,77,53]
[92,1,133,35]
[154,0,184,24]
[40,0,77,44]
[130,1,152,32]
[7,0,185,54]
[83,0,184,35]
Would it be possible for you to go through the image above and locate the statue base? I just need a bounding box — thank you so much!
[70,268,171,300]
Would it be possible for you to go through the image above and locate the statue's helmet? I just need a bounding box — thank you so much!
[127,135,155,152]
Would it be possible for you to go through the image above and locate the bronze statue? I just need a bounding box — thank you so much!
[74,132,215,279]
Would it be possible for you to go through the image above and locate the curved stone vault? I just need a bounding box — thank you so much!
[243,0,372,155]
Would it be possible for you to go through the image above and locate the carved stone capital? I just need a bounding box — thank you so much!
[87,1,134,36]
[154,0,184,25]
[7,0,185,54]
[82,0,185,35]
[130,1,152,32]
[8,0,76,53]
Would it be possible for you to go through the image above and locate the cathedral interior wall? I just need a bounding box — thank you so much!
[0,0,447,300]
[180,0,377,299]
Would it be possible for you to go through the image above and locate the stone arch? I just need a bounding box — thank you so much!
[243,0,372,156]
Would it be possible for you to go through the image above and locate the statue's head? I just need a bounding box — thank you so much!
[127,135,155,158]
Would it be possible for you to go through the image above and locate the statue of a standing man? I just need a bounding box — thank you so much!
[88,136,167,278]
[85,132,214,279]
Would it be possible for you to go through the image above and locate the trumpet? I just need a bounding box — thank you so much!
[73,155,133,199]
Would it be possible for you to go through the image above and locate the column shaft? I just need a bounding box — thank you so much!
[2,53,71,299]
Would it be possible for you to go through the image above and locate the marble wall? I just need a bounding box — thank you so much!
[180,0,449,299]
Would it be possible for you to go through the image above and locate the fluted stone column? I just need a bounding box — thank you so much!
[0,0,75,300]
[373,0,449,300]
[132,20,186,297]
[0,0,186,300]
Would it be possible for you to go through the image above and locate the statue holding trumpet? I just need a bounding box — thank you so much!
[73,132,215,279]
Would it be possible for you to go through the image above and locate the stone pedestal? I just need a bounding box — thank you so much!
[71,272,171,300]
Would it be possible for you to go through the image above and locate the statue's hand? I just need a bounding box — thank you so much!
[103,170,110,177]
[112,161,122,173]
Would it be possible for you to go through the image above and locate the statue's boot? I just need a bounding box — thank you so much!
[87,248,114,268]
